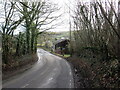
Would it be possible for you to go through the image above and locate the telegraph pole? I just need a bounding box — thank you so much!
[69,4,72,56]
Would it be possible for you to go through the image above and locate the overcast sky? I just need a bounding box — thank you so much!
[0,0,72,33]
[0,0,118,33]
[49,0,72,32]
[48,0,118,32]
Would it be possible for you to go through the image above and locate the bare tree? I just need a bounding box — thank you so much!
[1,0,61,64]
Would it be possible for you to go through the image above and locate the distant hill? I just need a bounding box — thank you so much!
[52,31,70,40]
[37,31,73,47]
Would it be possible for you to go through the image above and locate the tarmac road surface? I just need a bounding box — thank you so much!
[3,49,74,88]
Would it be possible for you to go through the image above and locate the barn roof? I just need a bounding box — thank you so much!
[54,38,70,45]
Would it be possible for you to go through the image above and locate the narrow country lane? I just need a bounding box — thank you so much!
[3,49,74,88]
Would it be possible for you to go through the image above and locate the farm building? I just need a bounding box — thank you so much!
[53,39,70,55]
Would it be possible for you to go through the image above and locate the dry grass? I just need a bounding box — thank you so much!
[2,54,38,72]
[2,54,38,80]
[67,56,119,88]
